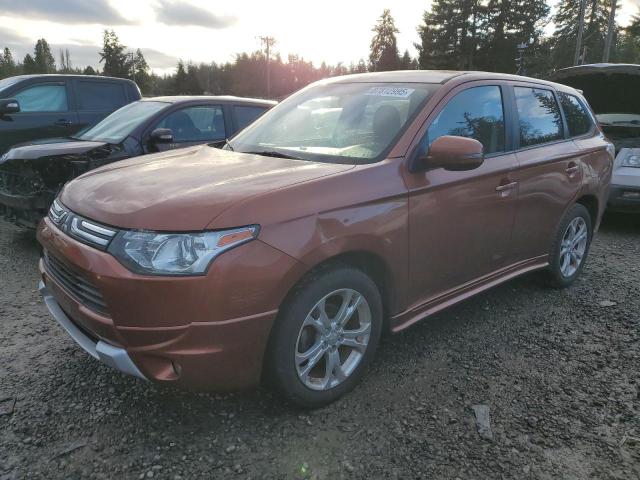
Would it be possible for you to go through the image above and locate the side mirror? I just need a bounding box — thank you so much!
[0,98,20,115]
[410,135,484,172]
[149,128,173,144]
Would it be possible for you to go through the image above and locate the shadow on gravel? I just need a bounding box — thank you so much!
[2,225,40,253]
[600,212,640,234]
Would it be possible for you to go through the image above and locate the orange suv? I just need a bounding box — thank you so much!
[37,71,613,407]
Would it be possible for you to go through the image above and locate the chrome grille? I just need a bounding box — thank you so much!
[48,200,117,250]
[43,250,108,315]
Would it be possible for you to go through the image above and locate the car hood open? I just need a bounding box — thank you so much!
[549,63,640,115]
[60,145,354,231]
[3,138,109,161]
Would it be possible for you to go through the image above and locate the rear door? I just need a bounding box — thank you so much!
[147,104,227,152]
[403,82,519,306]
[509,83,584,261]
[1,80,77,151]
[72,79,130,132]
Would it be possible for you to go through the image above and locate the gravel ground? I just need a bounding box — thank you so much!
[1,214,639,480]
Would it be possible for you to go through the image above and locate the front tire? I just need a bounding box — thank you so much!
[545,203,593,288]
[266,266,383,408]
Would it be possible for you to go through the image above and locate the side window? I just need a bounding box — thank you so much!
[558,92,593,137]
[157,105,226,142]
[514,87,564,147]
[77,81,127,111]
[234,105,267,130]
[427,86,505,154]
[14,84,68,112]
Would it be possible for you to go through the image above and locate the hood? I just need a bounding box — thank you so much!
[549,64,640,115]
[60,145,354,231]
[4,139,109,161]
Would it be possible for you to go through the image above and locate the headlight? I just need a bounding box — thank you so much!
[108,226,259,276]
[622,151,640,168]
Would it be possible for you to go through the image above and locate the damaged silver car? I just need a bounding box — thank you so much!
[551,63,640,212]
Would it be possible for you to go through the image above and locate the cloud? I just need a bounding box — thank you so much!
[154,0,236,28]
[0,0,134,25]
[0,29,28,50]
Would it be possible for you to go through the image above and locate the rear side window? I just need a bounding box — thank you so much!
[427,85,505,154]
[157,105,226,142]
[14,84,68,112]
[558,93,593,137]
[234,105,267,130]
[77,81,127,111]
[515,87,564,147]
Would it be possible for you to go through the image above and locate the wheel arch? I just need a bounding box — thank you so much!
[283,250,397,329]
[575,194,599,225]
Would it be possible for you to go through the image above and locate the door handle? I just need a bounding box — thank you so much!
[495,181,518,192]
[566,162,579,175]
[54,119,72,127]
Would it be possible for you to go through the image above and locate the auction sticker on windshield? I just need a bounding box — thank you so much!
[366,87,415,98]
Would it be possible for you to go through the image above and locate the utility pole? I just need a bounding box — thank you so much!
[515,43,528,76]
[603,0,618,62]
[574,0,587,65]
[259,36,275,98]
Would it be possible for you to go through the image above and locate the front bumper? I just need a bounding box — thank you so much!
[37,216,303,390]
[39,281,147,380]
[608,184,640,212]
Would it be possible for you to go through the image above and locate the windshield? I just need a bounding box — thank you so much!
[597,113,640,126]
[75,101,168,143]
[229,82,438,164]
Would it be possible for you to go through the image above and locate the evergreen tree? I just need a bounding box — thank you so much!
[23,54,38,74]
[552,0,610,68]
[99,30,130,77]
[616,15,640,63]
[34,38,56,73]
[174,60,188,94]
[417,0,548,73]
[132,49,151,94]
[83,66,97,75]
[399,50,414,69]
[481,0,549,73]
[0,48,16,78]
[185,62,202,95]
[416,0,484,70]
[369,9,400,72]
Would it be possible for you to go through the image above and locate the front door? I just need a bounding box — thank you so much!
[403,83,518,308]
[148,104,227,152]
[0,81,77,153]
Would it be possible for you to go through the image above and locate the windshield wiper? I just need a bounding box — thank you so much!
[244,150,304,160]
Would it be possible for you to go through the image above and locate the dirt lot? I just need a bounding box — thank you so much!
[1,214,639,480]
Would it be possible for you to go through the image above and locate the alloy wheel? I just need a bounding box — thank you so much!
[294,288,372,391]
[560,217,588,278]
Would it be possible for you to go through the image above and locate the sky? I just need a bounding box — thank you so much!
[0,0,638,75]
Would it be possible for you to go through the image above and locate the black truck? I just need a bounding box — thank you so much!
[0,74,141,155]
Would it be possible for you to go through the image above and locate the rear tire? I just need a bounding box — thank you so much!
[544,203,593,288]
[265,265,383,408]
